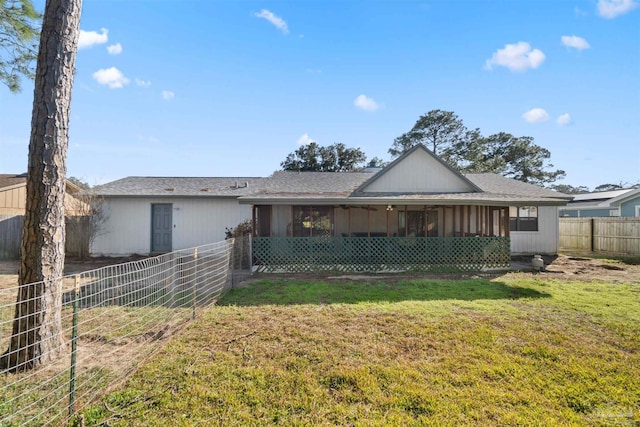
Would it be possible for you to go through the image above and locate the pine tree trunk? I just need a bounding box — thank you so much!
[0,0,83,373]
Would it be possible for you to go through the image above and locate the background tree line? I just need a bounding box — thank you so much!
[282,109,637,191]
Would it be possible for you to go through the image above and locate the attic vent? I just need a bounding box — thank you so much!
[200,187,211,192]
[165,187,175,191]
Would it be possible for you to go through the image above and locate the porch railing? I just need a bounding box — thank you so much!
[252,236,510,273]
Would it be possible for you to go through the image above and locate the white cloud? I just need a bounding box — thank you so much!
[485,42,546,72]
[522,108,549,123]
[354,94,380,111]
[556,113,572,125]
[135,78,151,87]
[107,43,122,55]
[137,134,159,143]
[574,6,588,16]
[92,67,129,89]
[597,0,638,18]
[79,28,108,49]
[296,133,315,145]
[254,9,289,34]
[561,35,590,50]
[162,90,175,100]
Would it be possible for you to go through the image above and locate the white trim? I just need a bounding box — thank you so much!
[636,205,640,217]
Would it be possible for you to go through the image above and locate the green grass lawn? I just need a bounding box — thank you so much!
[78,275,639,426]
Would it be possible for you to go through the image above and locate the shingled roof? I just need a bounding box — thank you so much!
[92,176,267,197]
[237,171,571,206]
[93,171,570,206]
[0,174,28,190]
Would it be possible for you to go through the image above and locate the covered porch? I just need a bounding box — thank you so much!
[251,204,511,272]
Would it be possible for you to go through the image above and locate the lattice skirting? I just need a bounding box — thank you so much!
[252,237,510,273]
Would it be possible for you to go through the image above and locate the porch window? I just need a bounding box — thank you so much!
[509,206,538,232]
[292,206,333,237]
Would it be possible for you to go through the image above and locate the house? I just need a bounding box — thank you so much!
[605,188,640,218]
[558,188,638,217]
[240,145,571,270]
[0,174,85,259]
[90,145,571,271]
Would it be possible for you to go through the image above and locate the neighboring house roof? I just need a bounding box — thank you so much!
[559,188,635,211]
[0,174,29,191]
[606,188,640,207]
[0,173,82,193]
[92,176,267,197]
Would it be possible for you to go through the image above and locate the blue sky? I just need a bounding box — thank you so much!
[1,0,639,189]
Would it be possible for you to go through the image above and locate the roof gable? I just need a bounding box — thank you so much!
[605,188,640,207]
[356,144,481,194]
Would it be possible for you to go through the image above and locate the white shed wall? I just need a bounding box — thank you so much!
[510,206,559,255]
[91,197,251,257]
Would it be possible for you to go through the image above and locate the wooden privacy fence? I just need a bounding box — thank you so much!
[0,215,23,259]
[252,236,511,272]
[559,217,640,255]
[0,215,90,260]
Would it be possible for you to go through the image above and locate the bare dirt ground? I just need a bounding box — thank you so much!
[0,255,149,289]
[1,254,638,290]
[511,254,640,284]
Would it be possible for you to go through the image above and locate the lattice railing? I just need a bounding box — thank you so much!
[252,236,510,272]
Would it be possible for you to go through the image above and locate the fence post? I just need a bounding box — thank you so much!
[249,235,253,275]
[590,218,595,253]
[192,247,198,319]
[68,275,81,418]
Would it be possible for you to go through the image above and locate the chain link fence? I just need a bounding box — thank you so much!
[0,239,236,426]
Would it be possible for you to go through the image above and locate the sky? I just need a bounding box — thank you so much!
[0,0,639,190]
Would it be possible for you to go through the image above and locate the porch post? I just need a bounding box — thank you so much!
[460,206,466,237]
[252,206,257,237]
[386,206,390,237]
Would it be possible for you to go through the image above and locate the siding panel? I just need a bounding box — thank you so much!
[91,197,252,256]
[364,149,476,193]
[510,206,559,255]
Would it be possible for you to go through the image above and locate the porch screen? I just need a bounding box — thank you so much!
[292,206,333,237]
[398,209,438,237]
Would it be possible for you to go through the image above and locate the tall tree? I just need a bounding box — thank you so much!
[0,0,82,372]
[389,109,467,157]
[442,131,565,186]
[281,142,367,172]
[549,184,590,194]
[498,135,566,185]
[594,183,624,192]
[0,0,41,92]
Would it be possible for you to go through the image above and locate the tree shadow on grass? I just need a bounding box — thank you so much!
[219,279,550,307]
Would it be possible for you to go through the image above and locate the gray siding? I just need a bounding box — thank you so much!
[620,195,640,217]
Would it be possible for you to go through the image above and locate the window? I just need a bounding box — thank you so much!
[509,206,538,232]
[292,206,333,237]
